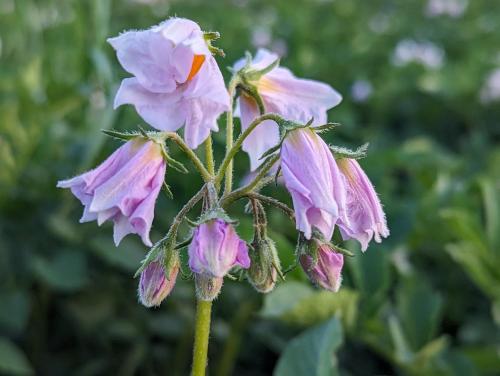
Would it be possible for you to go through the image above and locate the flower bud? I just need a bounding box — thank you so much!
[188,219,250,278]
[195,273,224,301]
[299,241,343,292]
[247,238,281,293]
[138,255,180,307]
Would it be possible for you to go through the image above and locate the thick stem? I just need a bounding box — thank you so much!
[163,132,212,182]
[216,113,284,189]
[204,136,215,176]
[223,76,239,195]
[191,299,212,376]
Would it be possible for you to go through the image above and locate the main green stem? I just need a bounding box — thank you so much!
[192,300,212,376]
[223,76,239,195]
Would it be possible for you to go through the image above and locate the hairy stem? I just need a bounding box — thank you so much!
[204,136,215,176]
[220,154,280,207]
[191,299,212,376]
[216,113,284,189]
[163,132,212,182]
[248,192,296,220]
[223,76,240,195]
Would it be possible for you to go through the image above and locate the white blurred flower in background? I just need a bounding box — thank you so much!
[351,80,373,103]
[479,69,500,104]
[392,39,445,69]
[425,0,468,18]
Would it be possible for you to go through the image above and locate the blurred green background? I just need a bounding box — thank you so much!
[1,0,499,375]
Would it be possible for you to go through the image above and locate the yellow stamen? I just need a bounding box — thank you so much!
[187,55,206,81]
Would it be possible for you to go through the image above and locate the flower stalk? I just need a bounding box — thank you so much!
[192,300,212,376]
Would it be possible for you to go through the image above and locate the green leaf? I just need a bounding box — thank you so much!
[261,282,358,329]
[89,236,144,273]
[0,338,33,375]
[478,177,500,250]
[396,277,443,351]
[273,317,343,376]
[0,291,30,335]
[32,251,88,292]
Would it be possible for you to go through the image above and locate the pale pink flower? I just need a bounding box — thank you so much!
[188,219,250,278]
[281,129,348,240]
[337,158,389,251]
[57,139,166,246]
[109,18,229,149]
[300,245,344,292]
[233,48,342,170]
[138,259,179,307]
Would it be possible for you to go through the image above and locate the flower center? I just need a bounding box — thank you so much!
[187,54,206,81]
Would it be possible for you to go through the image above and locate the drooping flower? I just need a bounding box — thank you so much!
[57,138,166,246]
[188,219,250,278]
[281,128,348,240]
[108,18,229,149]
[233,48,342,170]
[337,158,389,251]
[300,244,344,292]
[138,258,179,307]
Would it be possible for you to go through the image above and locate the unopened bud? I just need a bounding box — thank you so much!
[247,238,281,293]
[138,255,179,307]
[299,244,343,292]
[195,273,223,301]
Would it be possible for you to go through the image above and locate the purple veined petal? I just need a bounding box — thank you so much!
[108,30,178,94]
[337,159,389,251]
[188,219,250,278]
[183,98,222,149]
[58,139,166,247]
[154,17,202,46]
[300,245,344,292]
[180,56,230,148]
[239,95,281,171]
[236,240,251,269]
[138,259,179,307]
[88,141,164,215]
[259,66,342,119]
[281,130,341,215]
[184,56,230,107]
[280,129,348,240]
[114,77,187,132]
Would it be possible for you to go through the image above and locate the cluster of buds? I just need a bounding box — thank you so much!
[58,17,389,308]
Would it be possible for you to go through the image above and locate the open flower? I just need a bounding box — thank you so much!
[233,48,342,170]
[57,138,166,246]
[300,244,344,292]
[281,128,348,240]
[337,158,389,251]
[138,259,179,307]
[188,219,250,278]
[109,18,229,149]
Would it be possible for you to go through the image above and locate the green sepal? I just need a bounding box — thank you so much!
[161,145,189,174]
[162,249,181,281]
[314,122,341,134]
[203,31,225,57]
[101,129,140,141]
[162,182,173,199]
[330,143,369,160]
[244,57,280,81]
[238,83,266,114]
[259,143,282,161]
[330,244,355,257]
[134,233,176,277]
[195,207,238,226]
